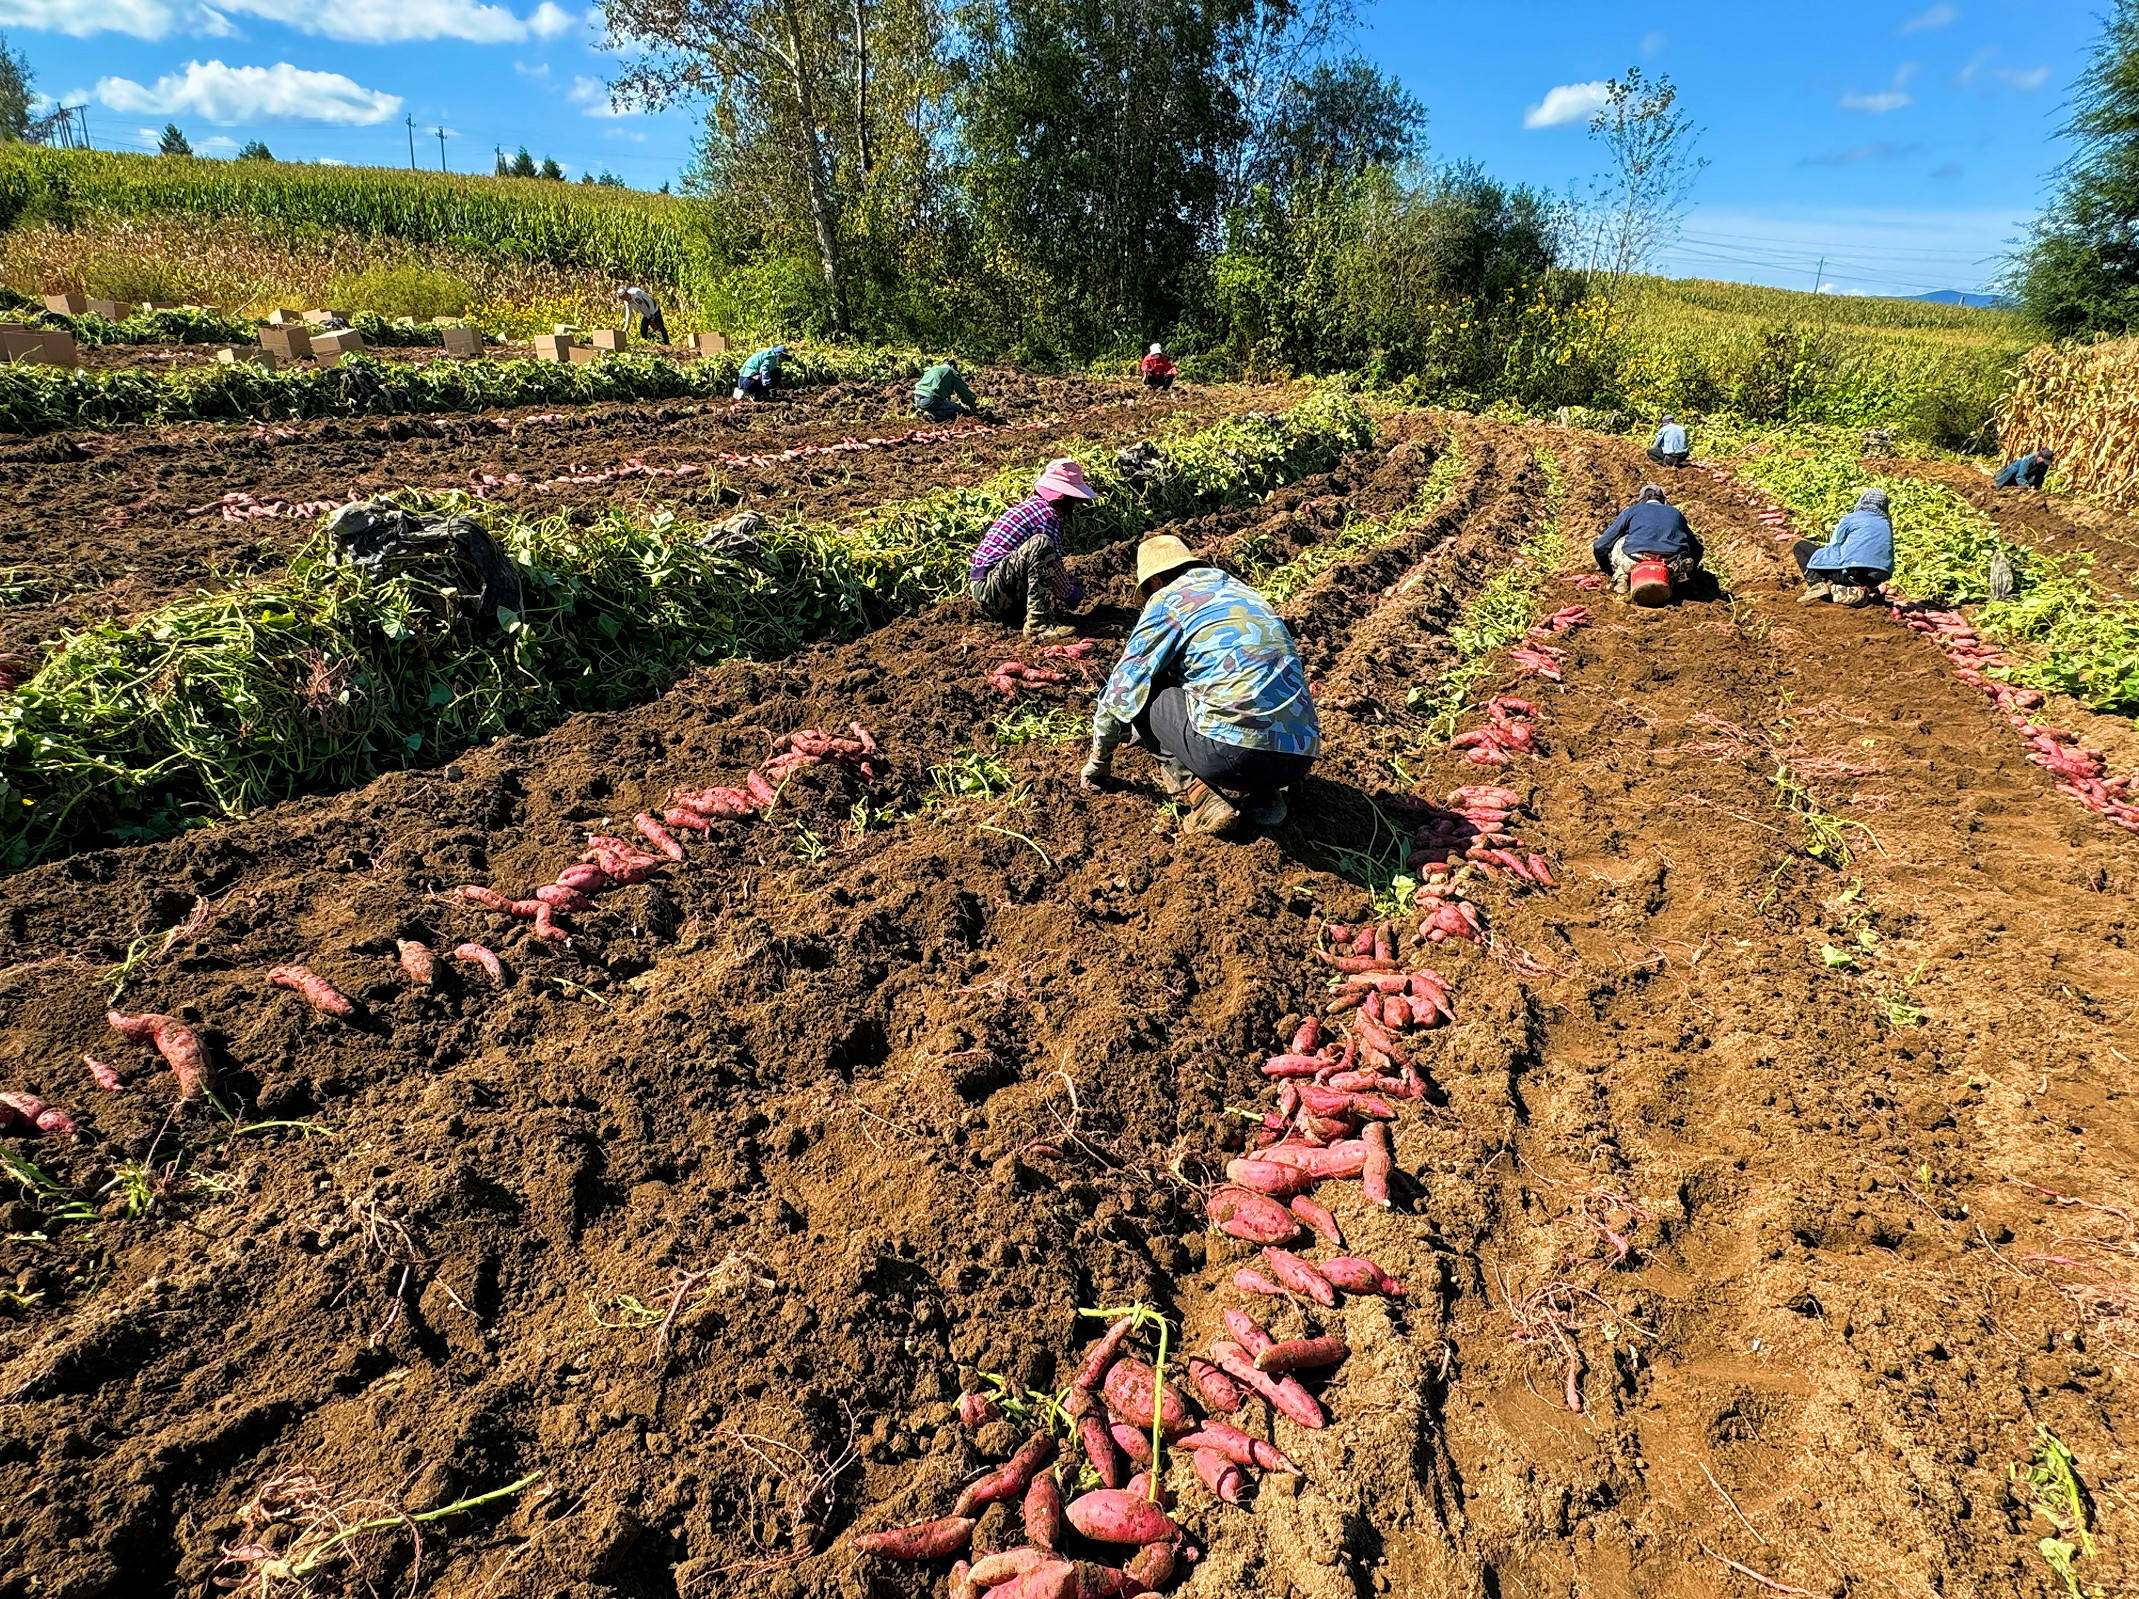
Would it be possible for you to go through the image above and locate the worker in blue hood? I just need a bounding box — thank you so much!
[1994,448,2054,491]
[1794,488,1895,607]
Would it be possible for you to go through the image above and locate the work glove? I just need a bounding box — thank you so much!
[1080,745,1113,792]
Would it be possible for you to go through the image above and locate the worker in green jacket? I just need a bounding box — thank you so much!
[915,357,981,423]
[735,344,786,401]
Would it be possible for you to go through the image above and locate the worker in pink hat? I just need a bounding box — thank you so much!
[968,457,1100,641]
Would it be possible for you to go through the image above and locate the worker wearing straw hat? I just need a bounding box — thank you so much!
[1081,535,1319,835]
[969,458,1097,641]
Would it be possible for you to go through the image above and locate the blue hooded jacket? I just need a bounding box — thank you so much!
[1594,498,1703,571]
[1807,489,1895,577]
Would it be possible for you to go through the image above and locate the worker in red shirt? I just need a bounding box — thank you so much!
[1140,343,1177,391]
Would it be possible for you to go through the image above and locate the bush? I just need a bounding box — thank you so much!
[325,264,471,322]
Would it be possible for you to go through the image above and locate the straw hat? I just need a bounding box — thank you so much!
[1136,535,1201,589]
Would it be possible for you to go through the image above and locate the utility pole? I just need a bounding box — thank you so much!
[1813,254,1825,295]
[434,126,449,172]
[406,115,416,170]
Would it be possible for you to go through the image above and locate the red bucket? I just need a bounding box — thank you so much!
[1628,558,1672,607]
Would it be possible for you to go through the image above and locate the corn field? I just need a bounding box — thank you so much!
[1995,338,2139,512]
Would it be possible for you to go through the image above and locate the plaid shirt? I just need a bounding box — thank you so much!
[969,496,1081,605]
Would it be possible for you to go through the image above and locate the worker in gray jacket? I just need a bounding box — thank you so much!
[1648,414,1689,468]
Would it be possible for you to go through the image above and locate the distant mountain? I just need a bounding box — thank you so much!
[1913,289,2011,309]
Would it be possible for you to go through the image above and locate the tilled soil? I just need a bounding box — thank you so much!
[2,411,2137,1599]
[0,369,1260,659]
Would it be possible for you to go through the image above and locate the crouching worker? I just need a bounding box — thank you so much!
[1594,485,1705,606]
[1795,488,1894,607]
[1994,447,2055,490]
[1080,536,1319,835]
[915,356,980,422]
[1647,414,1689,468]
[1141,344,1177,390]
[970,458,1095,640]
[734,343,786,400]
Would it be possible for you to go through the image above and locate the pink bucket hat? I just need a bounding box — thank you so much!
[1035,458,1097,502]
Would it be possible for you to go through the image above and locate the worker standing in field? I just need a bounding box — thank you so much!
[1647,414,1690,468]
[1141,344,1178,391]
[1795,488,1894,607]
[970,459,1095,641]
[735,343,787,401]
[614,285,668,344]
[1994,446,2055,490]
[1594,485,1707,606]
[915,357,981,423]
[1080,535,1319,835]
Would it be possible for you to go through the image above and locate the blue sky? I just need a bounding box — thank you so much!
[10,0,2101,297]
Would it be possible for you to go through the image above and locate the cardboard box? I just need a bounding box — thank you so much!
[259,325,313,361]
[85,298,124,322]
[266,308,305,326]
[532,334,577,363]
[692,331,730,356]
[141,301,177,314]
[43,293,87,316]
[217,345,280,371]
[440,326,484,358]
[567,343,605,363]
[311,327,365,354]
[588,327,627,352]
[303,308,350,326]
[3,328,77,367]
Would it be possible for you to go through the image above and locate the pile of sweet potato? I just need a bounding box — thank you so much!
[1406,784,1553,892]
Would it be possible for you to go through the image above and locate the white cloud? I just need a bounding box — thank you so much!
[195,133,238,153]
[1841,61,1917,114]
[569,73,634,117]
[316,156,345,164]
[1523,81,1610,130]
[97,59,402,124]
[514,60,549,78]
[1899,3,1956,34]
[0,0,583,41]
[1957,48,2052,93]
[1641,30,1666,55]
[1999,64,2050,91]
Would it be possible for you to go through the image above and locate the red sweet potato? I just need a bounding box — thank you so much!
[534,884,595,913]
[958,1390,1001,1429]
[1362,1121,1393,1209]
[1100,1359,1191,1435]
[993,1563,1077,1599]
[746,770,779,807]
[457,885,536,917]
[1194,1447,1247,1505]
[1073,1316,1136,1394]
[82,1054,122,1092]
[949,1559,979,1599]
[1297,1084,1394,1121]
[1289,1195,1344,1248]
[1064,1490,1176,1546]
[107,1011,214,1098]
[0,1092,76,1140]
[268,964,357,1019]
[661,806,714,833]
[970,1549,1046,1584]
[851,1515,976,1559]
[1260,1053,1331,1078]
[1251,1142,1368,1179]
[453,943,505,985]
[1125,1539,1178,1591]
[555,863,612,893]
[1180,1420,1300,1475]
[1320,1256,1407,1297]
[1210,1341,1325,1430]
[1255,1336,1349,1374]
[1232,1266,1285,1297]
[1224,1157,1315,1198]
[1107,1420,1152,1467]
[634,812,686,861]
[397,939,435,986]
[1207,1185,1303,1245]
[1183,1355,1242,1415]
[1222,1307,1273,1357]
[1025,1470,1063,1551]
[954,1433,1056,1517]
[1289,1016,1320,1055]
[1079,1413,1125,1489]
[531,904,571,944]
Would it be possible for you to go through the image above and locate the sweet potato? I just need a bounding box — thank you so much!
[1297,1084,1394,1121]
[1262,1248,1336,1307]
[1254,1141,1368,1180]
[661,806,714,833]
[453,943,505,985]
[1064,1490,1176,1546]
[82,1054,122,1092]
[534,884,595,913]
[959,1390,1001,1429]
[949,1560,980,1599]
[1183,1355,1243,1415]
[1256,1336,1349,1374]
[954,1433,1057,1517]
[396,939,435,986]
[1232,1266,1285,1297]
[1079,1413,1125,1489]
[970,1549,1046,1584]
[1194,1447,1247,1505]
[1073,1316,1136,1394]
[107,1011,214,1098]
[531,904,571,944]
[1107,1420,1152,1467]
[457,885,535,917]
[1289,1016,1320,1055]
[1125,1540,1178,1591]
[1025,1470,1063,1551]
[1207,1185,1303,1244]
[634,812,686,861]
[555,863,612,893]
[1210,1340,1325,1431]
[1320,1256,1406,1297]
[1289,1195,1344,1248]
[1361,1121,1393,1209]
[1224,1156,1316,1198]
[0,1092,76,1140]
[1180,1420,1299,1475]
[1260,1053,1331,1078]
[994,1563,1077,1599]
[1222,1307,1273,1357]
[851,1515,976,1559]
[746,770,779,808]
[268,964,357,1019]
[1100,1359,1191,1435]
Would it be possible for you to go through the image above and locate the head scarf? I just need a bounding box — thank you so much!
[1855,488,1890,516]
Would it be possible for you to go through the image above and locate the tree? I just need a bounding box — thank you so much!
[495,148,511,176]
[238,139,274,160]
[1581,66,1704,282]
[2012,0,2139,336]
[510,146,538,177]
[540,155,565,179]
[158,123,193,158]
[0,34,32,142]
[1248,56,1425,196]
